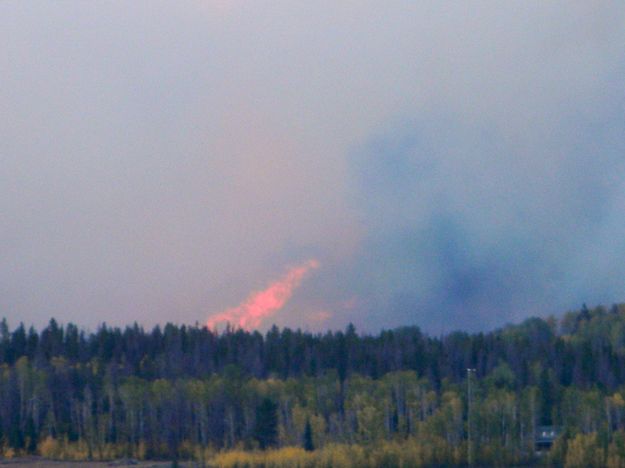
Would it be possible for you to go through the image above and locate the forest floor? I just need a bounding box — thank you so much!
[0,458,196,467]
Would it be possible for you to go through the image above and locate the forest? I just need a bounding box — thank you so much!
[3,304,625,466]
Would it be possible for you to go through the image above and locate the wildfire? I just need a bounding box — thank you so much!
[206,259,320,331]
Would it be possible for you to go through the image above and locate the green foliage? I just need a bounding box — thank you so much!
[485,362,516,390]
[303,419,314,452]
[2,305,625,464]
[255,397,279,450]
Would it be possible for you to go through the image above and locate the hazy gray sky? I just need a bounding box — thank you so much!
[2,1,625,332]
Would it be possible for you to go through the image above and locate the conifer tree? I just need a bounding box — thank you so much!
[303,418,314,451]
[254,398,278,450]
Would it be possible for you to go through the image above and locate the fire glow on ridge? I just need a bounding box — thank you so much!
[206,259,320,331]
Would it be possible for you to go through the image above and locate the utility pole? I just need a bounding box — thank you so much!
[467,368,476,467]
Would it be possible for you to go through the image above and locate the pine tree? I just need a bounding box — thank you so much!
[303,418,314,451]
[254,398,278,450]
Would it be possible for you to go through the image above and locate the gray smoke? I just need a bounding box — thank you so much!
[1,1,624,332]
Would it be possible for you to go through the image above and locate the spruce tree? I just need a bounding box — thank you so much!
[254,398,278,449]
[303,418,314,451]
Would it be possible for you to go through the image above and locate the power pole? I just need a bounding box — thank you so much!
[467,368,476,467]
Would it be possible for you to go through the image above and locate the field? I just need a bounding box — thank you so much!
[0,459,182,467]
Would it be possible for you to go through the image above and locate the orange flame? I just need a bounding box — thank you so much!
[206,259,320,331]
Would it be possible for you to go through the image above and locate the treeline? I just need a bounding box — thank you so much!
[2,304,625,465]
[6,303,625,387]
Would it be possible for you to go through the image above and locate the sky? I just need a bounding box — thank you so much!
[1,1,625,333]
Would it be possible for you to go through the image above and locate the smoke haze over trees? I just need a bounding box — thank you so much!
[3,3,625,466]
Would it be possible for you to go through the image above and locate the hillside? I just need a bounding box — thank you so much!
[2,304,625,466]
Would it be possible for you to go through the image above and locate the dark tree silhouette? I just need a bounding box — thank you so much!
[303,418,314,451]
[254,397,278,450]
[0,303,624,464]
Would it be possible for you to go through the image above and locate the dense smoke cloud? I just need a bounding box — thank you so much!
[1,2,624,332]
[348,112,625,331]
